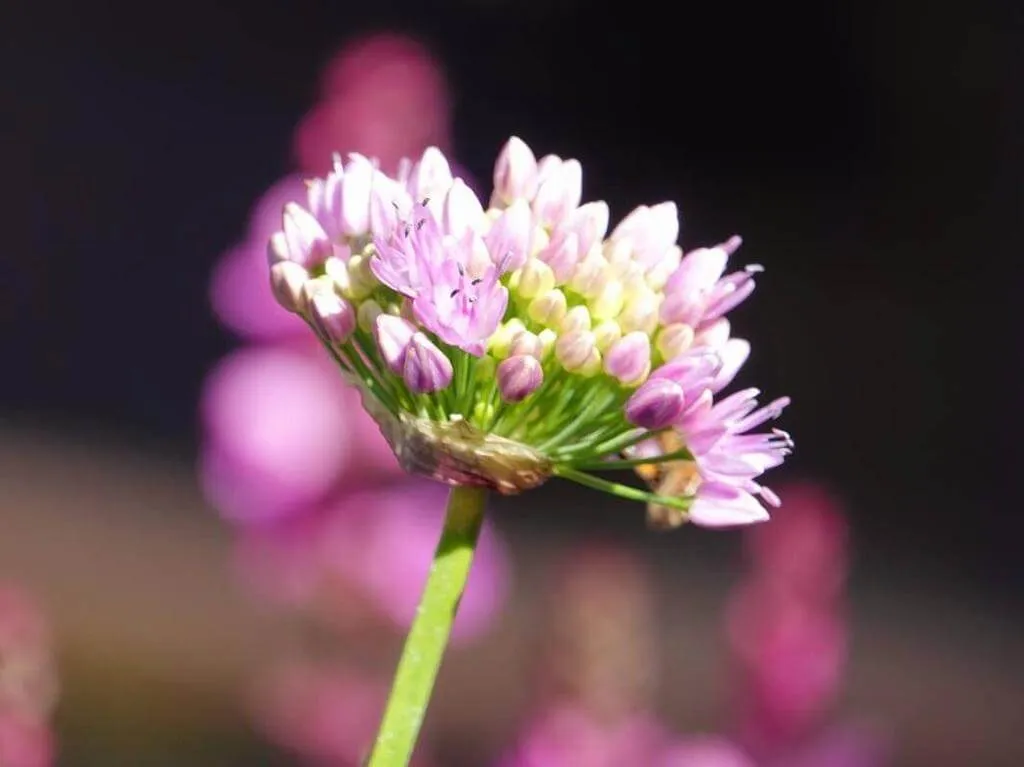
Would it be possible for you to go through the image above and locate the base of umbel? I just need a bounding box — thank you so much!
[364,394,553,494]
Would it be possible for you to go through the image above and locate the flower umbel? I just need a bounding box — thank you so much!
[268,138,792,528]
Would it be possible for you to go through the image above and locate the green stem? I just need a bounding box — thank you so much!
[554,466,692,512]
[568,447,694,471]
[366,485,488,767]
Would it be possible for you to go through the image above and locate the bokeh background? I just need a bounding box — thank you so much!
[3,0,1022,765]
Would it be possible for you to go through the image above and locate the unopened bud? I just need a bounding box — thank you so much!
[304,280,356,345]
[508,330,544,359]
[493,136,539,205]
[528,289,568,328]
[323,255,352,296]
[532,158,582,227]
[403,333,454,394]
[485,199,532,272]
[538,328,557,359]
[625,378,686,430]
[497,355,544,403]
[443,178,485,237]
[561,305,592,334]
[269,260,310,313]
[357,300,383,332]
[656,323,695,360]
[604,331,652,386]
[488,318,528,359]
[514,258,556,299]
[345,254,376,300]
[592,319,623,351]
[618,289,661,335]
[590,280,625,320]
[555,329,598,373]
[558,201,610,256]
[375,314,417,374]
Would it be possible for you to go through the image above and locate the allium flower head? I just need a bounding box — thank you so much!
[266,137,792,526]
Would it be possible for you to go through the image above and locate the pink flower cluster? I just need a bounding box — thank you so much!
[200,34,507,765]
[726,483,885,766]
[500,485,885,767]
[0,586,58,767]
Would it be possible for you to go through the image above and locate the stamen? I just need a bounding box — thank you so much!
[450,288,461,298]
[470,278,482,286]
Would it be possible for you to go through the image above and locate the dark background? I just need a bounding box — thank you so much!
[4,0,1020,595]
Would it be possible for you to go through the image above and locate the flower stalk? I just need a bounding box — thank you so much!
[366,484,488,767]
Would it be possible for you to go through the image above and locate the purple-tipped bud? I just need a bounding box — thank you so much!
[609,201,679,269]
[493,136,539,204]
[625,378,687,430]
[604,331,652,385]
[508,330,544,359]
[304,281,356,344]
[403,332,453,393]
[277,203,331,268]
[442,178,485,237]
[532,158,582,227]
[269,260,310,313]
[339,153,374,237]
[558,201,610,256]
[537,230,580,283]
[407,147,454,208]
[485,199,532,272]
[374,314,417,374]
[497,355,543,403]
[554,329,597,371]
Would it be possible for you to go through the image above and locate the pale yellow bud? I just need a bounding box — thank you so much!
[530,226,550,260]
[604,236,633,265]
[656,323,695,360]
[570,254,610,298]
[555,329,598,372]
[528,289,568,328]
[269,261,310,313]
[578,348,603,377]
[618,289,661,336]
[537,328,557,359]
[589,279,625,320]
[357,299,383,332]
[345,254,376,300]
[645,244,682,291]
[592,319,622,352]
[488,318,528,358]
[515,258,556,299]
[324,256,352,296]
[561,305,592,334]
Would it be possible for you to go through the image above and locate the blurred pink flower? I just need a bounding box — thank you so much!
[253,663,433,767]
[656,736,754,767]
[496,706,670,767]
[743,481,848,604]
[727,581,847,740]
[762,724,888,767]
[199,346,399,524]
[234,481,509,643]
[0,587,57,767]
[296,34,450,176]
[0,715,54,767]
